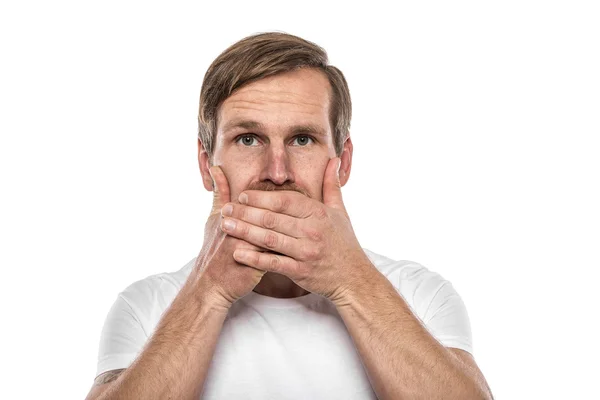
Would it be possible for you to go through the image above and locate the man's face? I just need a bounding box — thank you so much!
[198,67,352,203]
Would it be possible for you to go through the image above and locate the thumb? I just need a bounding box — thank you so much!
[209,165,231,216]
[322,157,345,210]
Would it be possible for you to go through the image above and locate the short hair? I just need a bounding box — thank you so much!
[198,31,352,160]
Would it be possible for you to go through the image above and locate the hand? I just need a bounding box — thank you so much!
[190,165,268,311]
[218,157,372,303]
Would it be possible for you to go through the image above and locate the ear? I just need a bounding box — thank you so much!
[197,138,214,192]
[339,136,353,187]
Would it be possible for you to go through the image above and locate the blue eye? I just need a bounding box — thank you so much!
[293,136,314,146]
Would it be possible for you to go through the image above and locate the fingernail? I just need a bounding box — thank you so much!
[239,193,248,204]
[222,204,233,217]
[234,249,251,262]
[222,218,236,231]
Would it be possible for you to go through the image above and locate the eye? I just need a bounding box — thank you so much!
[236,134,259,147]
[292,135,314,146]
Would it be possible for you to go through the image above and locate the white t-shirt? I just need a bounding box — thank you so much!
[96,248,473,399]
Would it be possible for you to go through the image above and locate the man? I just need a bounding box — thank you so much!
[85,32,494,399]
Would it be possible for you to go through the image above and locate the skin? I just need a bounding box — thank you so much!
[197,67,353,299]
[197,69,494,399]
[84,66,492,400]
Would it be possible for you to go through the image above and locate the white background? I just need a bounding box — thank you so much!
[1,1,598,399]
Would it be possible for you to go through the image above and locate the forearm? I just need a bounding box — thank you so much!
[334,264,487,400]
[98,273,229,400]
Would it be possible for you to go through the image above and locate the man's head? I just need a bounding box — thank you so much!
[197,32,353,203]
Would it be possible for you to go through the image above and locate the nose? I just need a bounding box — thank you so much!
[259,143,294,186]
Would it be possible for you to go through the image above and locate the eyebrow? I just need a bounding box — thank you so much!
[222,119,327,137]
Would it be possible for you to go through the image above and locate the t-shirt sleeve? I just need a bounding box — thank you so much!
[366,252,475,356]
[418,277,474,355]
[95,292,148,378]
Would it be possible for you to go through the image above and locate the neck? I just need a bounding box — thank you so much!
[252,272,310,298]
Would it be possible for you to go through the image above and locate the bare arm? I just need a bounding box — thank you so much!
[333,262,494,400]
[85,272,229,400]
[85,369,125,400]
[84,165,267,400]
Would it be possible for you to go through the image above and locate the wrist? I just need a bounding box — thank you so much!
[185,270,232,316]
[331,259,381,308]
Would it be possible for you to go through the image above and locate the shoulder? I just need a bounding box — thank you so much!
[363,247,446,289]
[362,248,460,319]
[363,248,473,353]
[116,256,198,320]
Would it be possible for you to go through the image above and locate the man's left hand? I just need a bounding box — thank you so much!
[219,157,373,303]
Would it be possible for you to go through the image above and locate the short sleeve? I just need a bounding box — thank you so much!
[95,293,148,377]
[365,251,475,357]
[420,279,474,356]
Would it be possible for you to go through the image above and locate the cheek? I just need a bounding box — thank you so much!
[214,148,256,198]
[292,158,327,200]
[216,165,257,203]
[228,171,257,203]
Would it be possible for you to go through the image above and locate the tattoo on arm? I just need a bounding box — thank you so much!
[94,369,125,386]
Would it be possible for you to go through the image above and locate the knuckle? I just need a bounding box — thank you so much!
[240,223,250,237]
[282,197,291,212]
[296,263,309,278]
[275,196,291,212]
[269,255,280,269]
[291,218,300,232]
[250,251,260,265]
[306,227,323,242]
[263,212,277,229]
[302,244,318,260]
[314,206,328,220]
[307,247,319,259]
[240,206,249,221]
[264,232,278,249]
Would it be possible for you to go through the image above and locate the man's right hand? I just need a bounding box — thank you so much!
[190,165,267,311]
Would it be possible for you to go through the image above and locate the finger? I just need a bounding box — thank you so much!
[233,248,299,276]
[322,157,345,211]
[221,203,303,238]
[238,190,312,218]
[209,165,231,216]
[232,237,264,252]
[221,216,303,259]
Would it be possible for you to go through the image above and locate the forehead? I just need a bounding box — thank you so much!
[217,68,332,136]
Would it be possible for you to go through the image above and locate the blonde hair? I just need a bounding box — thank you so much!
[198,31,352,159]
